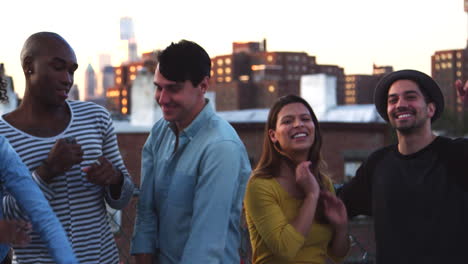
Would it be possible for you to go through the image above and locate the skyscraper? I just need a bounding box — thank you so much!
[84,64,96,100]
[120,17,139,62]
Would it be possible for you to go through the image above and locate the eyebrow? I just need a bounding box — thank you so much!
[153,82,183,89]
[280,113,311,120]
[51,57,78,71]
[388,90,420,98]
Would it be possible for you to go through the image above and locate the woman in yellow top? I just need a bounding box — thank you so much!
[244,95,350,264]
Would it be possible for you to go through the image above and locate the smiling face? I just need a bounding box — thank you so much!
[26,37,78,107]
[386,79,435,134]
[154,64,207,130]
[269,102,315,159]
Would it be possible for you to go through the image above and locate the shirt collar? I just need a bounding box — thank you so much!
[168,98,214,139]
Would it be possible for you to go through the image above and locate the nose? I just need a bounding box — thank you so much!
[293,118,304,127]
[156,88,169,104]
[395,98,408,109]
[60,72,73,87]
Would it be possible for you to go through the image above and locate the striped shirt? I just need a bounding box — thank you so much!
[0,100,134,264]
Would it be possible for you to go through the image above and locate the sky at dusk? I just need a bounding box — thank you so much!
[1,0,466,99]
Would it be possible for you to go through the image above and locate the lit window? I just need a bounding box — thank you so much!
[210,70,214,76]
[435,55,440,61]
[457,52,462,59]
[441,54,446,60]
[116,69,122,75]
[225,58,231,65]
[130,66,136,72]
[435,64,440,70]
[225,67,231,74]
[130,74,136,80]
[116,77,122,84]
[122,98,128,105]
[217,77,224,83]
[239,75,250,82]
[268,85,275,93]
[457,71,462,77]
[122,90,127,96]
[441,63,446,69]
[225,76,232,82]
[457,62,462,68]
[447,53,453,59]
[447,62,452,68]
[217,68,224,75]
[217,59,224,66]
[267,55,273,62]
[121,107,128,114]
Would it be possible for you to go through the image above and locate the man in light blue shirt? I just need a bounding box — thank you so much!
[131,40,251,264]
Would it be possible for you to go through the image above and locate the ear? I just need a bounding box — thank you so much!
[198,76,209,94]
[268,128,277,143]
[427,102,436,118]
[23,56,34,75]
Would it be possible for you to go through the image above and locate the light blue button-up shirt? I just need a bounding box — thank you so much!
[131,101,251,264]
[0,135,77,263]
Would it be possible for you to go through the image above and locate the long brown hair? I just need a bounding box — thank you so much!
[252,95,329,187]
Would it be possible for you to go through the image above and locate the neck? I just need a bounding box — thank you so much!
[396,125,436,155]
[175,99,206,131]
[19,94,67,119]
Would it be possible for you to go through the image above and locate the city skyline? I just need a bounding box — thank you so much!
[1,0,466,99]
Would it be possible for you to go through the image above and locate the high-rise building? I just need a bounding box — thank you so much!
[102,66,115,95]
[120,17,139,62]
[431,49,466,116]
[84,64,96,100]
[342,64,393,105]
[105,51,158,118]
[210,40,345,111]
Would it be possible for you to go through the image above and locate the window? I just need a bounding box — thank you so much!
[268,85,275,93]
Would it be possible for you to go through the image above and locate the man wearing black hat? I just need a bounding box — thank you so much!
[339,69,468,264]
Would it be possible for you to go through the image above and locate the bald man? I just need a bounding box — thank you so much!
[1,32,134,264]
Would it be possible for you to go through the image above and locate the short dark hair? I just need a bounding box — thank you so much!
[157,40,211,87]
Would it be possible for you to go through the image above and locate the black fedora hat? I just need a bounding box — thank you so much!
[374,69,444,122]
